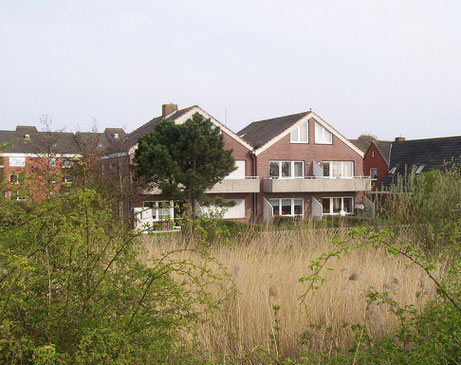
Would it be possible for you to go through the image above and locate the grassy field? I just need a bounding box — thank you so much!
[142,227,439,362]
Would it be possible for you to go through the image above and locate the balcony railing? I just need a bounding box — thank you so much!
[206,176,260,193]
[263,176,371,193]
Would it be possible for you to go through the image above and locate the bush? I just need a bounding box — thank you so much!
[0,188,220,363]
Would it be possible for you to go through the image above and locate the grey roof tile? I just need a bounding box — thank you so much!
[237,111,309,148]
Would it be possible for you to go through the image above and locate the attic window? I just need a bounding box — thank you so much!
[415,164,426,174]
[24,134,30,140]
[371,151,375,158]
[290,122,308,143]
[315,122,332,144]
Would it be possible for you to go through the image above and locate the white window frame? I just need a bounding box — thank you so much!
[269,198,304,217]
[322,196,354,216]
[142,200,175,221]
[290,121,309,143]
[370,168,378,180]
[9,157,26,167]
[314,122,333,144]
[269,161,304,179]
[322,161,354,178]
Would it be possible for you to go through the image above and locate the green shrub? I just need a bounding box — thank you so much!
[0,188,220,363]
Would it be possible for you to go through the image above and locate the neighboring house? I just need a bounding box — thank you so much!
[0,125,128,202]
[238,110,371,222]
[350,135,393,189]
[379,136,461,189]
[363,140,393,189]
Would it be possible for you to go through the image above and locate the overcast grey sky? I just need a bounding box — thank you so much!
[1,0,460,140]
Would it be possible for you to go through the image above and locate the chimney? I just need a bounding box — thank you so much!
[162,103,178,117]
[395,136,405,142]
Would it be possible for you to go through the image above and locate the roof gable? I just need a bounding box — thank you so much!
[127,105,253,152]
[239,110,364,157]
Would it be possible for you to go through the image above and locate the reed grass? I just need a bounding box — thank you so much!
[141,227,438,362]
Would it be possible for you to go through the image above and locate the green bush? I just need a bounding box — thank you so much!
[0,188,220,363]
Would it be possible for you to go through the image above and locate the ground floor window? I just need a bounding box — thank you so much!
[322,197,353,215]
[142,200,175,221]
[269,198,304,217]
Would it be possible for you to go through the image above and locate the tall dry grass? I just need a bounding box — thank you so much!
[142,228,439,362]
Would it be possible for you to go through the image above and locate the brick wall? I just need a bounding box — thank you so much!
[363,144,388,189]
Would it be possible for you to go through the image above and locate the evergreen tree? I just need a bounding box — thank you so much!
[134,112,236,215]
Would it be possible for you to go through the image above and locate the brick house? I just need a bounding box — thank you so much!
[1,105,373,226]
[238,110,371,222]
[126,104,259,227]
[0,125,129,203]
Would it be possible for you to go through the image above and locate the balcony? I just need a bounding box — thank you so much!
[143,177,260,195]
[207,177,260,193]
[263,176,371,193]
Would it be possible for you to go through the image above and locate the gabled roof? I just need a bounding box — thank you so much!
[373,140,392,165]
[238,110,364,157]
[350,135,376,152]
[380,136,461,188]
[238,112,309,148]
[0,129,81,154]
[126,105,197,148]
[127,105,253,152]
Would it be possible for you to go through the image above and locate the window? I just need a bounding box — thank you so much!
[269,161,304,179]
[415,164,426,174]
[24,134,30,140]
[290,121,308,143]
[8,173,24,184]
[114,133,119,139]
[62,159,74,168]
[11,191,26,201]
[322,197,354,215]
[371,150,375,158]
[315,122,332,144]
[370,168,378,180]
[9,157,25,167]
[322,161,354,178]
[142,201,174,221]
[48,157,56,166]
[269,198,304,217]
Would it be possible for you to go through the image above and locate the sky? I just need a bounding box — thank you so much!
[1,0,460,140]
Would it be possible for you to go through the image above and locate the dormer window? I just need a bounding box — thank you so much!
[53,143,57,147]
[290,122,308,143]
[24,134,30,140]
[315,122,332,144]
[415,164,426,174]
[97,142,103,148]
[114,133,119,139]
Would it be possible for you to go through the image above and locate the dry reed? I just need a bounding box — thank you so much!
[141,227,438,362]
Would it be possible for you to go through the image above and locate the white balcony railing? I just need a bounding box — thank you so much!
[263,176,371,193]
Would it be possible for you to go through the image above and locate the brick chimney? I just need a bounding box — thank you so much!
[162,103,178,117]
[395,136,406,142]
